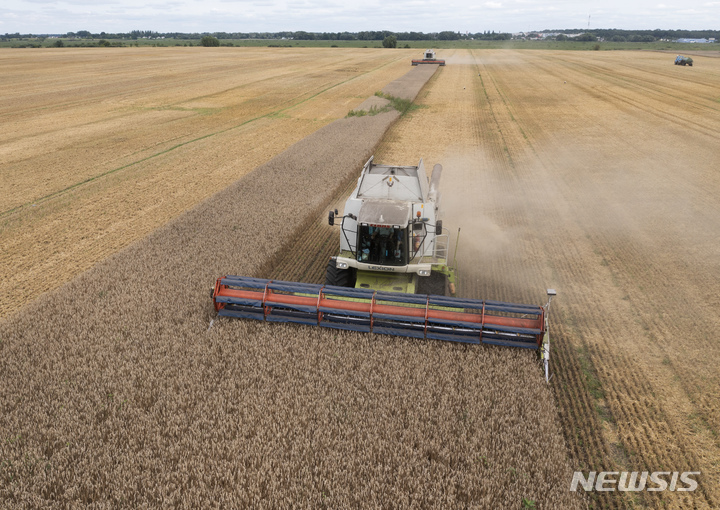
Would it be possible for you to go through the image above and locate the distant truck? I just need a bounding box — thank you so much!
[674,55,693,66]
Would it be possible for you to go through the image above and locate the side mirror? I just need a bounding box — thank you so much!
[328,210,335,226]
[436,220,442,235]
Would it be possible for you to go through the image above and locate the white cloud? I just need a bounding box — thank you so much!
[3,0,719,34]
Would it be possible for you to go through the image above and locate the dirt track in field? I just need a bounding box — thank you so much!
[0,47,412,319]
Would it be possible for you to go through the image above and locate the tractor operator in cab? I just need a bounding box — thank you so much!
[371,226,394,264]
[357,224,407,266]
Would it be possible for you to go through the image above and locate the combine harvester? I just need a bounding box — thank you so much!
[411,49,445,66]
[212,157,556,381]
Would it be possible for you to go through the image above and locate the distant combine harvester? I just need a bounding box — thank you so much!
[411,49,445,66]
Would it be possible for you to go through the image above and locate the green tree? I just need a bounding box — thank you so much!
[629,34,655,42]
[54,39,64,47]
[437,31,459,40]
[201,35,220,47]
[293,31,315,40]
[382,35,397,48]
[576,33,597,42]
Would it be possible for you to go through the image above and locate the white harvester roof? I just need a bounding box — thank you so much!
[354,159,429,202]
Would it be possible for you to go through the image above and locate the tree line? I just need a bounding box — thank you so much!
[3,28,719,43]
[2,30,510,41]
[544,28,719,41]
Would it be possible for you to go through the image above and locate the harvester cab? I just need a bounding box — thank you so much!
[327,156,456,296]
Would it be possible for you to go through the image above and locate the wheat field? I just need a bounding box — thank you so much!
[0,47,412,319]
[3,47,719,508]
[1,56,583,508]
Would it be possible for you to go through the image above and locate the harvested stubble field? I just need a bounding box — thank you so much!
[0,47,413,319]
[369,49,720,509]
[2,47,719,509]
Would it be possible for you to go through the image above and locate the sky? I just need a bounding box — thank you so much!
[2,0,719,35]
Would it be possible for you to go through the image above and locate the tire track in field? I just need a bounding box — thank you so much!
[447,49,718,508]
[532,50,720,110]
[0,51,400,121]
[440,51,603,507]
[419,52,608,509]
[529,54,720,503]
[392,49,712,508]
[488,50,719,508]
[565,55,720,115]
[472,48,716,510]
[528,53,719,139]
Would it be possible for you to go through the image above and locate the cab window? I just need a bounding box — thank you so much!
[357,224,407,266]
